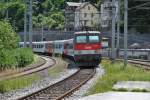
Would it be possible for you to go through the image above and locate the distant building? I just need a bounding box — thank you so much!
[101,0,112,28]
[101,0,118,28]
[65,2,100,31]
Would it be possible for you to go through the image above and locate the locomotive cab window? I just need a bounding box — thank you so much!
[76,36,87,43]
[89,36,100,43]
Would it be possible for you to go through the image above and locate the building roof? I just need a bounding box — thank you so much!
[76,2,90,11]
[66,2,82,7]
[129,43,141,49]
[67,2,97,11]
[66,2,97,11]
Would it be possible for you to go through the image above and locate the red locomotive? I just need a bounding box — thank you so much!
[73,31,102,66]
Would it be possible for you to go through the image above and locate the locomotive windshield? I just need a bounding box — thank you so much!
[76,36,87,43]
[75,34,100,43]
[89,36,99,43]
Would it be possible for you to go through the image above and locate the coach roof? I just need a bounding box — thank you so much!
[74,31,101,34]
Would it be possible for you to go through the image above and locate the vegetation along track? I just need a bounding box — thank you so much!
[127,59,150,70]
[18,68,96,100]
[0,56,56,81]
[103,57,150,70]
[116,58,150,70]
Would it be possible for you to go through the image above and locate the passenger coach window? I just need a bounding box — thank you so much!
[89,36,99,43]
[76,36,86,43]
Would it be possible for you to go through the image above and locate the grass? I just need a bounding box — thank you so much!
[113,88,149,92]
[31,54,38,64]
[86,59,150,95]
[0,55,40,93]
[0,57,68,93]
[48,57,67,77]
[0,74,40,93]
[131,89,148,92]
[0,54,39,78]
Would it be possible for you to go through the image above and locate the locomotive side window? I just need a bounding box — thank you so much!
[89,36,99,43]
[76,36,87,43]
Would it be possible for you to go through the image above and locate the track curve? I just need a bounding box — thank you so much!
[0,56,56,81]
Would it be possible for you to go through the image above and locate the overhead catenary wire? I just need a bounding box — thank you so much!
[128,2,150,11]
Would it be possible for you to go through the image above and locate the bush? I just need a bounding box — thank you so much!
[0,49,16,70]
[0,21,19,50]
[14,48,34,68]
[0,21,34,70]
[0,48,34,70]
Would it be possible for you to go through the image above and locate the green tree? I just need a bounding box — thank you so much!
[50,12,65,30]
[42,0,64,13]
[0,0,102,31]
[0,0,25,31]
[0,20,19,50]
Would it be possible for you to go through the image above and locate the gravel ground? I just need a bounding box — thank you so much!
[66,65,105,100]
[0,66,78,100]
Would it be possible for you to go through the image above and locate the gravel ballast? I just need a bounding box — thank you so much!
[66,65,105,100]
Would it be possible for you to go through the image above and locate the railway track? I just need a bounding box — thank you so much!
[103,57,150,70]
[128,59,150,63]
[0,56,56,81]
[17,68,96,100]
[127,59,150,70]
[116,58,150,70]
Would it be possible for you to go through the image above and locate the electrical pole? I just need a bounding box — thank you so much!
[13,19,16,31]
[6,0,9,20]
[41,24,44,41]
[111,0,116,61]
[29,0,33,48]
[24,0,27,47]
[124,0,128,67]
[116,0,120,58]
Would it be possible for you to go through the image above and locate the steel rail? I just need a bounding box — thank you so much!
[0,56,56,81]
[103,57,150,70]
[0,57,45,77]
[127,60,150,70]
[17,68,96,100]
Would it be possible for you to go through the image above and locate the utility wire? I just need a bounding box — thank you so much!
[128,2,150,10]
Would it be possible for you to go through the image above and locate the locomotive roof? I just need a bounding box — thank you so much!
[74,31,101,34]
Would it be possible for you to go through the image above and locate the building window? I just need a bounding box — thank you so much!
[91,13,94,18]
[91,20,93,25]
[88,6,90,10]
[84,13,87,17]
[84,20,87,26]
